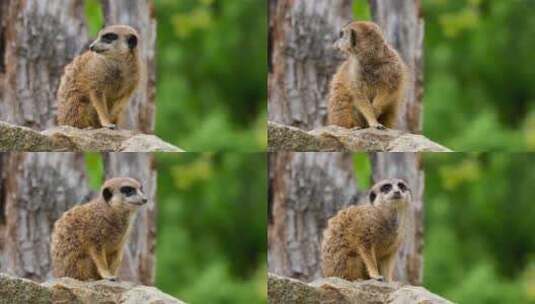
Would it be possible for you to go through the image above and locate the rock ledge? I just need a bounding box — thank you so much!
[268,121,451,152]
[0,121,183,152]
[0,273,185,304]
[268,273,452,304]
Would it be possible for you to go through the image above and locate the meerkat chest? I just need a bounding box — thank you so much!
[375,213,403,253]
[101,62,139,99]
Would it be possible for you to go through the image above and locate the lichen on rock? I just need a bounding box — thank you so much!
[0,121,183,152]
[268,273,452,304]
[0,273,185,304]
[268,121,451,152]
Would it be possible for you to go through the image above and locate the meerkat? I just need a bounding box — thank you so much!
[320,178,411,282]
[51,177,147,281]
[56,25,142,129]
[327,21,408,130]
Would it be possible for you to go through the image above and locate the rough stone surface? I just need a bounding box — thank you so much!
[0,273,185,304]
[0,121,183,152]
[268,273,452,304]
[268,121,451,152]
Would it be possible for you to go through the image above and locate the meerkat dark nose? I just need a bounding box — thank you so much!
[142,198,148,204]
[392,191,402,199]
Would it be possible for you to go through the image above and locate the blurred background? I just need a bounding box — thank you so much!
[355,0,535,151]
[86,0,267,151]
[354,153,535,303]
[87,153,267,304]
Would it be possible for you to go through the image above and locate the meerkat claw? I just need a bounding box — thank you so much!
[374,276,385,282]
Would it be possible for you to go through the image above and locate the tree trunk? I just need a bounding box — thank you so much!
[0,0,88,129]
[0,153,92,281]
[268,0,353,130]
[103,153,156,285]
[268,0,425,285]
[268,152,360,282]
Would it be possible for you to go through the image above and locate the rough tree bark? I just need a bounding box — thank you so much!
[268,0,352,130]
[268,0,425,285]
[0,0,88,129]
[0,153,92,281]
[268,152,359,282]
[0,0,157,285]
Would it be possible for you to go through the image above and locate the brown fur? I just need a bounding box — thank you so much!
[57,25,142,129]
[327,21,407,130]
[51,177,147,281]
[321,178,411,282]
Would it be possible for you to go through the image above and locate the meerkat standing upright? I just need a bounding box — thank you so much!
[321,178,411,282]
[51,177,147,281]
[57,25,142,129]
[327,21,408,130]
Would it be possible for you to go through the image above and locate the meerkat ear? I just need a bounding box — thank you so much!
[127,35,138,50]
[369,191,377,204]
[102,187,113,203]
[350,29,357,47]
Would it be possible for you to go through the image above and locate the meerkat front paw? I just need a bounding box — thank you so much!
[371,275,385,282]
[371,123,386,130]
[104,276,118,282]
[102,123,117,130]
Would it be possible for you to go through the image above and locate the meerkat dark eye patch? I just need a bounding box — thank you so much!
[369,191,377,204]
[380,183,392,193]
[127,35,138,50]
[101,33,118,43]
[339,31,344,38]
[102,188,113,202]
[120,186,136,197]
[350,29,357,47]
[398,183,407,192]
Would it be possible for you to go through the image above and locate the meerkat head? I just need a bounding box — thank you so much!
[100,177,147,211]
[335,21,385,57]
[368,178,411,209]
[89,25,140,57]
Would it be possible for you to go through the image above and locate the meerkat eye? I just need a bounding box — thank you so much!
[120,186,136,197]
[350,29,357,47]
[339,31,344,38]
[369,191,377,204]
[398,183,407,192]
[101,33,118,43]
[127,35,138,49]
[380,183,392,193]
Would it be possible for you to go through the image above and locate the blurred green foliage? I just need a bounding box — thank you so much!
[354,0,535,151]
[422,0,535,151]
[424,153,535,303]
[155,153,266,303]
[155,0,267,151]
